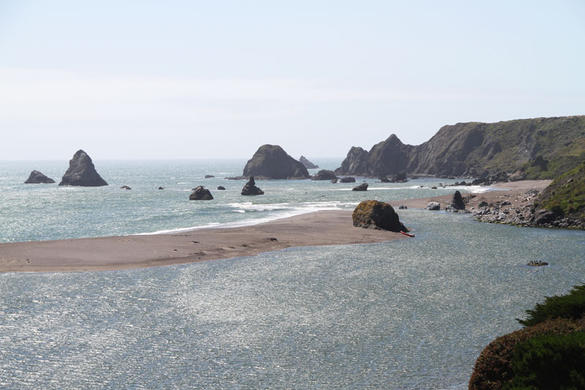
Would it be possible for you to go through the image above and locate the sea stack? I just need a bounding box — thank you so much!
[59,150,108,187]
[189,186,214,200]
[299,156,319,169]
[24,170,55,184]
[241,176,264,196]
[243,145,309,179]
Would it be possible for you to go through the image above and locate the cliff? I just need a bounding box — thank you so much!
[336,115,585,179]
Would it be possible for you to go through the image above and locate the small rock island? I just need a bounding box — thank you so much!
[24,170,55,184]
[59,150,108,187]
[243,145,309,179]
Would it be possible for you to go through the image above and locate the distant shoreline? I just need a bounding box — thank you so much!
[0,180,551,273]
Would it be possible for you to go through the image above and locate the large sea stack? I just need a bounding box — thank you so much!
[336,116,585,179]
[59,150,108,187]
[24,170,55,184]
[243,145,309,179]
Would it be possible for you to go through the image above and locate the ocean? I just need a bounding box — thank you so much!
[1,159,584,389]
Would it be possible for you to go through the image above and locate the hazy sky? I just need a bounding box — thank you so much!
[1,0,584,160]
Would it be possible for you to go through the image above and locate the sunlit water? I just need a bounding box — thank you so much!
[1,160,584,389]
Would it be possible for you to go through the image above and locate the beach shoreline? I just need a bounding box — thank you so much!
[0,180,551,273]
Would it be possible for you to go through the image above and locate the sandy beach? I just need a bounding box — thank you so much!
[0,180,551,273]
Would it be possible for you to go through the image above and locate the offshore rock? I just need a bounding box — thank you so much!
[450,190,466,210]
[339,177,356,183]
[299,156,319,169]
[189,186,213,200]
[335,146,370,176]
[217,186,226,190]
[243,145,309,179]
[241,176,264,196]
[312,170,337,181]
[59,150,108,187]
[352,200,407,232]
[352,183,368,191]
[24,170,55,184]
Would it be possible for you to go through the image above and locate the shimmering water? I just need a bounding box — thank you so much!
[1,161,584,389]
[0,159,473,242]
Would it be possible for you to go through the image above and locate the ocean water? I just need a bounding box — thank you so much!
[1,160,584,389]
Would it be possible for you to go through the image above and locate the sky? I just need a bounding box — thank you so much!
[1,0,584,160]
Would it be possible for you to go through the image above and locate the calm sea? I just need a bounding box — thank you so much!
[1,159,584,389]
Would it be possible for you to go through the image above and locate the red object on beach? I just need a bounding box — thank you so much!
[400,231,415,238]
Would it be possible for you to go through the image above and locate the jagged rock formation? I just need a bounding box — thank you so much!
[352,200,407,232]
[241,177,264,196]
[352,183,368,191]
[243,145,309,179]
[59,150,108,187]
[24,170,55,184]
[299,156,318,169]
[335,147,369,176]
[190,186,213,200]
[336,116,585,179]
[312,170,337,181]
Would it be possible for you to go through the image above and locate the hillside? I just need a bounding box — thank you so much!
[535,160,585,222]
[336,115,585,179]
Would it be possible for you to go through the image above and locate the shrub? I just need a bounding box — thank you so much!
[503,332,585,390]
[518,285,585,327]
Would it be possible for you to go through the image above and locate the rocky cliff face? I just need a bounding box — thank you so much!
[336,116,585,179]
[59,150,108,186]
[243,145,309,179]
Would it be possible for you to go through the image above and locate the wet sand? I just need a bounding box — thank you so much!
[0,180,551,273]
[0,210,404,273]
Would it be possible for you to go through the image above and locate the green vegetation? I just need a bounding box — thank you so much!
[470,285,585,389]
[518,285,585,327]
[536,161,585,219]
[503,332,585,390]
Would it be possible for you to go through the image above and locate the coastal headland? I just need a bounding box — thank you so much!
[0,180,551,273]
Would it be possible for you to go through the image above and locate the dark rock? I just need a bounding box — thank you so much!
[352,200,407,232]
[24,170,55,184]
[431,186,437,189]
[352,183,368,191]
[189,186,213,200]
[339,177,356,183]
[527,260,548,266]
[478,200,489,208]
[158,186,164,190]
[390,172,408,183]
[533,209,558,225]
[59,150,108,187]
[241,176,264,196]
[398,205,407,209]
[379,176,390,183]
[426,202,440,210]
[120,185,132,190]
[312,170,337,181]
[243,145,309,179]
[299,156,319,169]
[335,146,370,176]
[225,176,247,180]
[450,191,465,210]
[217,186,226,190]
[204,175,215,178]
[331,178,338,183]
